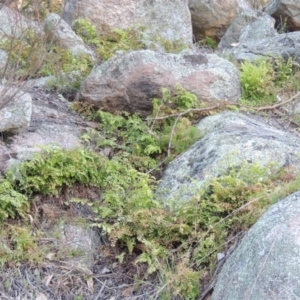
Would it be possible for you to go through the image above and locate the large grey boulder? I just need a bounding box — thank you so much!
[212,190,300,300]
[0,86,32,133]
[80,50,241,116]
[218,10,276,49]
[43,13,96,60]
[62,0,193,51]
[224,20,300,61]
[156,112,300,203]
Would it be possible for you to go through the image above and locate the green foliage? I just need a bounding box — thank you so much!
[277,17,289,34]
[3,140,299,299]
[0,179,28,220]
[6,148,106,195]
[0,30,93,92]
[158,118,200,156]
[72,19,145,60]
[154,85,199,110]
[72,18,188,59]
[163,258,200,300]
[149,36,187,53]
[0,224,44,265]
[73,86,202,171]
[240,58,275,103]
[273,57,293,84]
[239,57,298,106]
[19,0,63,19]
[199,36,218,49]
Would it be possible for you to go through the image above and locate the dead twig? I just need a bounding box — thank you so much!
[146,104,223,121]
[255,91,300,111]
[94,279,107,300]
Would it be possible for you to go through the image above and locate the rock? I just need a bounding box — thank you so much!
[0,86,32,133]
[56,222,101,268]
[0,143,8,177]
[225,21,300,61]
[238,12,277,43]
[22,76,56,90]
[218,10,276,49]
[0,5,40,39]
[43,13,96,60]
[273,0,300,31]
[80,50,241,116]
[189,0,253,41]
[262,0,280,15]
[156,111,300,203]
[1,89,83,174]
[62,0,193,51]
[211,190,300,300]
[0,49,8,71]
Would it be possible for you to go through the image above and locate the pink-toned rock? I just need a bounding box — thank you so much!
[80,50,241,116]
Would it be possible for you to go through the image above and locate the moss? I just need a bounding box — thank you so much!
[72,19,188,60]
[0,30,93,92]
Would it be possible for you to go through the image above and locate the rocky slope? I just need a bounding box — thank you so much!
[1,1,300,299]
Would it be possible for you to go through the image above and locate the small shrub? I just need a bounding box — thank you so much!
[6,148,106,195]
[72,19,145,60]
[0,30,93,93]
[273,57,293,85]
[276,17,289,34]
[199,36,218,49]
[0,224,45,265]
[0,179,28,220]
[240,58,275,102]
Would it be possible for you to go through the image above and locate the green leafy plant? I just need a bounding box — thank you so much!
[3,134,300,299]
[199,36,218,49]
[273,57,293,84]
[277,17,289,34]
[6,148,106,195]
[0,224,44,265]
[0,179,28,220]
[239,56,300,107]
[240,58,275,103]
[0,29,93,92]
[73,86,202,171]
[72,19,145,60]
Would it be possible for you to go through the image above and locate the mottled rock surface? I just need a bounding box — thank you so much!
[218,10,276,49]
[0,5,39,39]
[0,49,8,70]
[225,22,300,61]
[156,111,300,202]
[80,50,241,116]
[43,13,96,60]
[0,86,32,133]
[56,223,101,268]
[62,0,193,51]
[0,89,83,174]
[212,190,300,300]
